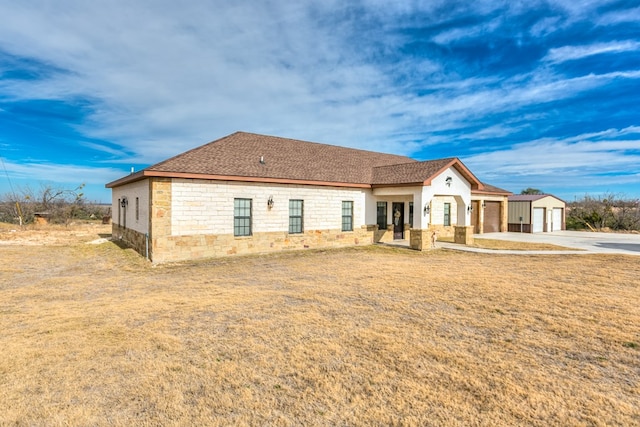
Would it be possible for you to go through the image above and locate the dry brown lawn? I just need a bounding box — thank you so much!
[1,223,638,426]
[439,235,578,251]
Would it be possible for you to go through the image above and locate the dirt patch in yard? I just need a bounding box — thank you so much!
[0,221,112,246]
[1,224,638,426]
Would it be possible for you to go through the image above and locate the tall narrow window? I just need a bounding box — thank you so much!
[289,200,303,234]
[342,201,353,232]
[135,197,139,221]
[409,202,414,228]
[444,202,451,226]
[234,198,252,236]
[376,202,387,230]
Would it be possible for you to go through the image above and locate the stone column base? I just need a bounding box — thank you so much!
[410,228,433,251]
[454,226,474,245]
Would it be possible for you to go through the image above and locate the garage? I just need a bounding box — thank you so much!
[471,184,512,234]
[533,208,544,233]
[508,194,566,233]
[483,201,501,233]
[552,208,563,231]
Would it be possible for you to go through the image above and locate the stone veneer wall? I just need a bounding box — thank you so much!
[454,226,474,245]
[410,228,431,251]
[143,177,377,263]
[152,226,373,263]
[149,178,172,262]
[112,224,148,258]
[374,225,394,243]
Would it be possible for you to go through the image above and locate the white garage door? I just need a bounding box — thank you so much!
[533,208,544,233]
[552,208,563,231]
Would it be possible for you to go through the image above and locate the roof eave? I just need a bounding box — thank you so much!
[472,189,513,196]
[106,170,371,189]
[105,170,147,188]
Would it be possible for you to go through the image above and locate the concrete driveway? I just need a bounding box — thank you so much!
[471,230,640,256]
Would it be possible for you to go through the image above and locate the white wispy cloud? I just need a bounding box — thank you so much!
[543,41,640,63]
[0,0,638,201]
[596,6,640,26]
[1,159,124,186]
[464,127,640,196]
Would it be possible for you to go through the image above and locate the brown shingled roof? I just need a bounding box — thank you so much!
[371,157,483,189]
[105,131,490,191]
[148,131,414,185]
[509,194,565,203]
[472,182,512,195]
[372,158,454,185]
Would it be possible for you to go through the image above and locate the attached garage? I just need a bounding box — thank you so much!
[508,194,566,233]
[483,201,502,233]
[471,184,511,234]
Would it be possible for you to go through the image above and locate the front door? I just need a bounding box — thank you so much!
[392,202,404,240]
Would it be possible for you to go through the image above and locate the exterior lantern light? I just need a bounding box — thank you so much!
[467,205,473,213]
[424,204,430,215]
[267,195,274,209]
[120,197,128,208]
[445,176,452,187]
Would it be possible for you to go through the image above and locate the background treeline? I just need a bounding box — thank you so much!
[0,184,110,225]
[566,194,640,232]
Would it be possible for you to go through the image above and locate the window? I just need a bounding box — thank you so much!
[289,200,303,234]
[135,197,139,221]
[409,202,414,228]
[234,198,252,236]
[444,202,451,226]
[342,201,353,231]
[376,202,387,230]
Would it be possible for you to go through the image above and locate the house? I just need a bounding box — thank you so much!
[508,194,566,233]
[106,132,511,262]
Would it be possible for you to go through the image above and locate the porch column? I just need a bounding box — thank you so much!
[410,229,432,251]
[500,198,508,232]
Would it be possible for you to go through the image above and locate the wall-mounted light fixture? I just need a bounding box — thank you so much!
[267,195,274,209]
[481,201,486,208]
[467,205,473,213]
[445,176,452,187]
[424,204,430,215]
[120,197,128,208]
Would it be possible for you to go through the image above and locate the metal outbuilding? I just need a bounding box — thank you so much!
[508,194,566,233]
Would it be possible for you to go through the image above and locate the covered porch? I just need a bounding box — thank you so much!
[369,190,474,251]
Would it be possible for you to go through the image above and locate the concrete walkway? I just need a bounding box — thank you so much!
[439,230,640,256]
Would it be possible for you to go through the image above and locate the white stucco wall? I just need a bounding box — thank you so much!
[419,166,472,228]
[110,179,150,234]
[170,179,369,236]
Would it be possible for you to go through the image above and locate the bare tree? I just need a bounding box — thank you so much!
[0,183,101,225]
[567,193,640,231]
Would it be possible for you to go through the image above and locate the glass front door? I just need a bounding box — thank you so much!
[392,202,404,239]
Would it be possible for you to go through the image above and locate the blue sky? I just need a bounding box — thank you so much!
[1,0,639,203]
